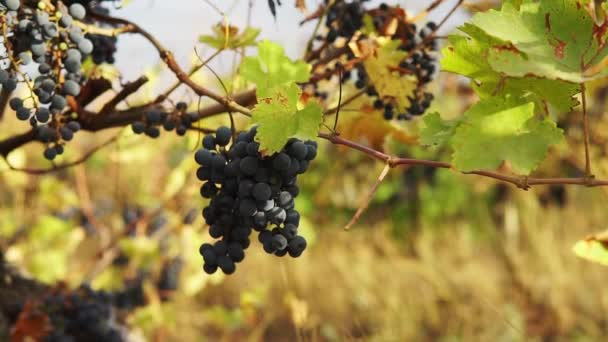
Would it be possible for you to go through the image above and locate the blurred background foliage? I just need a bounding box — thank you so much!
[3,0,608,341]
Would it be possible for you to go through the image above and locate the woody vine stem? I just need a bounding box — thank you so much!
[0,3,604,198]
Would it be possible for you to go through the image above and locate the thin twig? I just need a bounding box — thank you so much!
[99,76,149,115]
[345,163,391,230]
[318,133,608,189]
[74,164,102,233]
[154,48,223,104]
[325,89,366,116]
[333,66,343,132]
[581,83,593,177]
[90,11,252,117]
[3,133,121,175]
[0,88,13,121]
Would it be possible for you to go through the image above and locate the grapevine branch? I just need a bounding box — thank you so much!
[318,133,608,189]
[0,4,607,192]
[99,76,149,115]
[89,11,252,117]
[345,163,391,230]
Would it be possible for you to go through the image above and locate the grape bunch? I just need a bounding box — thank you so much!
[87,32,117,64]
[68,1,118,65]
[157,257,184,297]
[324,0,366,43]
[0,1,95,159]
[196,126,315,275]
[131,102,197,138]
[18,285,125,342]
[112,278,146,311]
[316,1,438,121]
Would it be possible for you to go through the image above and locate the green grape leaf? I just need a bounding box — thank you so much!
[420,112,459,146]
[442,24,580,113]
[251,83,323,153]
[572,229,608,266]
[240,40,311,98]
[450,96,563,174]
[469,0,608,83]
[199,24,260,50]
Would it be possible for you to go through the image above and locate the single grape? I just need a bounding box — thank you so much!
[252,182,272,201]
[0,70,8,83]
[30,42,46,56]
[2,0,20,11]
[66,48,82,61]
[239,156,258,176]
[215,126,232,146]
[227,243,245,262]
[213,240,228,255]
[43,146,57,160]
[145,126,160,138]
[41,79,55,93]
[202,135,215,150]
[239,199,257,217]
[63,80,81,96]
[209,224,224,239]
[18,52,32,65]
[60,126,74,141]
[51,95,68,110]
[64,57,81,73]
[69,3,87,20]
[289,236,307,254]
[217,255,235,274]
[257,199,274,211]
[42,23,58,38]
[78,39,94,54]
[176,101,188,111]
[195,149,213,166]
[267,207,286,225]
[2,78,17,91]
[246,141,260,156]
[203,263,218,274]
[163,120,176,131]
[278,191,292,207]
[272,152,291,170]
[131,121,145,134]
[9,97,22,110]
[16,107,30,120]
[54,144,64,155]
[271,234,288,251]
[306,145,317,160]
[38,63,51,74]
[211,154,226,169]
[67,121,81,132]
[288,141,308,160]
[200,182,218,198]
[35,108,50,122]
[258,230,272,244]
[60,13,73,27]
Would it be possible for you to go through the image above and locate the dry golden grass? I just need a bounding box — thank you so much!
[160,186,608,342]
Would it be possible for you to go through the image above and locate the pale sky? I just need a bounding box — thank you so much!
[109,0,467,84]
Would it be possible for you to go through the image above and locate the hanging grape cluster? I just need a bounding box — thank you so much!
[0,0,95,159]
[196,126,315,275]
[316,1,438,121]
[63,0,119,64]
[131,102,198,138]
[16,285,126,342]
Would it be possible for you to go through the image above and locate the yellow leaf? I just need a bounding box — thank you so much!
[573,230,608,266]
[336,92,417,151]
[363,38,417,113]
